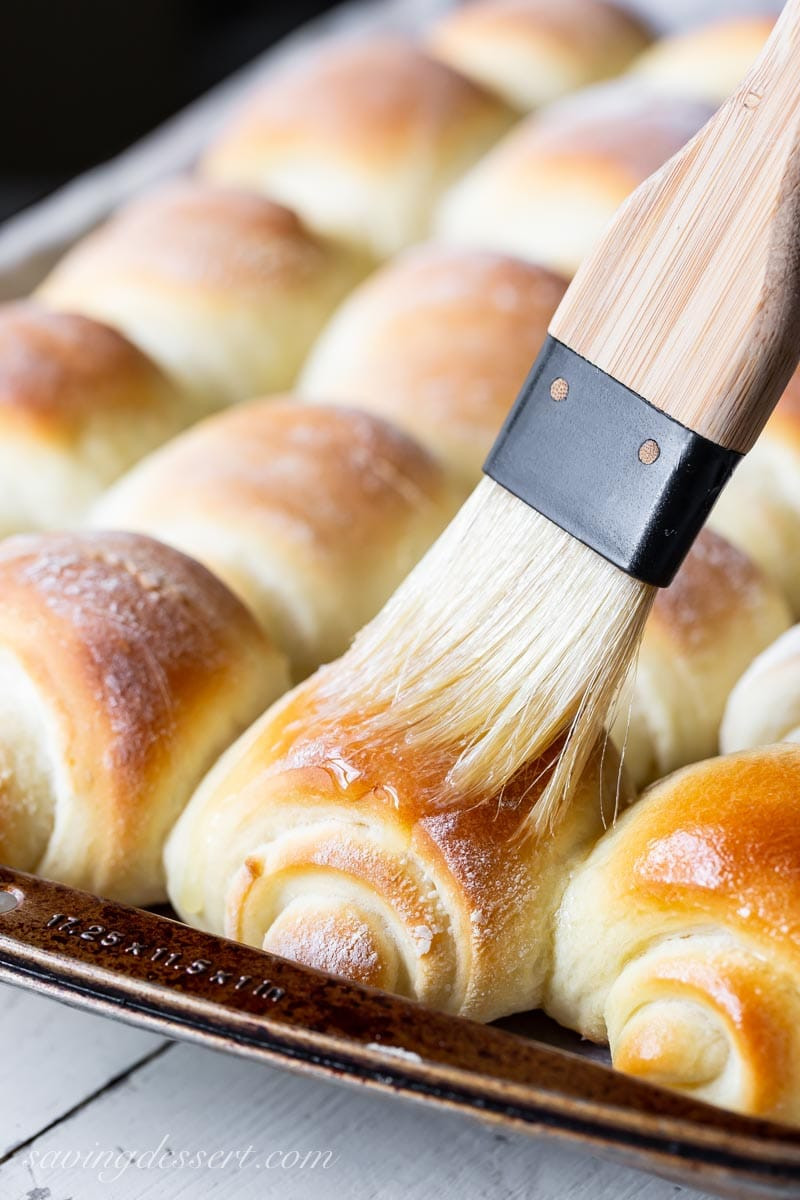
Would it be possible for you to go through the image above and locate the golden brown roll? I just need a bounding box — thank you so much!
[709,372,800,616]
[427,0,651,111]
[611,529,791,789]
[89,402,461,680]
[300,245,568,486]
[549,745,800,1123]
[0,531,289,905]
[628,14,775,105]
[0,302,191,536]
[721,625,800,754]
[37,182,368,415]
[434,81,711,275]
[165,669,629,1022]
[200,38,516,259]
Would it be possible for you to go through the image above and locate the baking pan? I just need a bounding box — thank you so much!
[2,866,800,1199]
[0,1,793,1197]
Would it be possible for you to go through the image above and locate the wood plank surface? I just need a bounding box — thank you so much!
[0,985,163,1161]
[0,983,713,1200]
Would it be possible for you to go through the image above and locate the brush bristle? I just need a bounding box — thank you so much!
[315,477,656,827]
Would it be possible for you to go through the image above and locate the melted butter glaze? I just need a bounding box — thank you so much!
[257,671,564,835]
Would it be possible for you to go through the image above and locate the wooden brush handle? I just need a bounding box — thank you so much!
[551,0,800,453]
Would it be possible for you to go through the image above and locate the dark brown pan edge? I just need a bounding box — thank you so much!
[1,866,798,1197]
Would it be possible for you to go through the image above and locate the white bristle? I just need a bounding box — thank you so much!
[316,476,655,827]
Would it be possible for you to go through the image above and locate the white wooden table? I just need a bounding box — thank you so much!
[0,982,715,1200]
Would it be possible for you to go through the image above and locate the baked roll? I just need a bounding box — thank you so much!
[0,531,289,905]
[37,182,367,415]
[709,372,800,616]
[165,672,629,1021]
[611,529,790,788]
[300,245,567,486]
[434,82,711,276]
[89,402,461,680]
[200,38,516,259]
[628,15,775,105]
[549,745,800,1123]
[721,625,800,754]
[427,0,651,112]
[0,302,190,536]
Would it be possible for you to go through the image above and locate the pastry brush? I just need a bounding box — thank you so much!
[312,0,800,825]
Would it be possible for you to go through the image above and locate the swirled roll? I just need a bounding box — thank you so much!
[549,745,800,1123]
[37,182,368,415]
[200,38,515,259]
[427,0,651,111]
[434,81,711,276]
[90,402,461,681]
[709,369,800,616]
[721,624,800,753]
[627,14,775,105]
[165,675,629,1022]
[611,529,790,788]
[0,301,190,536]
[0,531,288,904]
[299,245,567,488]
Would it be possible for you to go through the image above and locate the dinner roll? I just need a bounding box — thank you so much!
[0,302,190,536]
[549,745,800,1123]
[90,402,461,680]
[0,531,289,905]
[611,529,791,788]
[709,372,800,615]
[628,14,775,105]
[165,668,630,1022]
[300,245,567,486]
[721,624,800,754]
[434,82,711,275]
[427,0,651,111]
[200,38,516,259]
[37,182,367,415]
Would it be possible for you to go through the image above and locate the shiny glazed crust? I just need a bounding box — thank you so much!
[549,745,800,1122]
[165,673,630,1022]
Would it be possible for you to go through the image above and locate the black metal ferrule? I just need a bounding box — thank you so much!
[483,336,743,588]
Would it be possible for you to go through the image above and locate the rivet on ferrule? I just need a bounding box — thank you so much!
[483,336,742,587]
[638,439,660,465]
